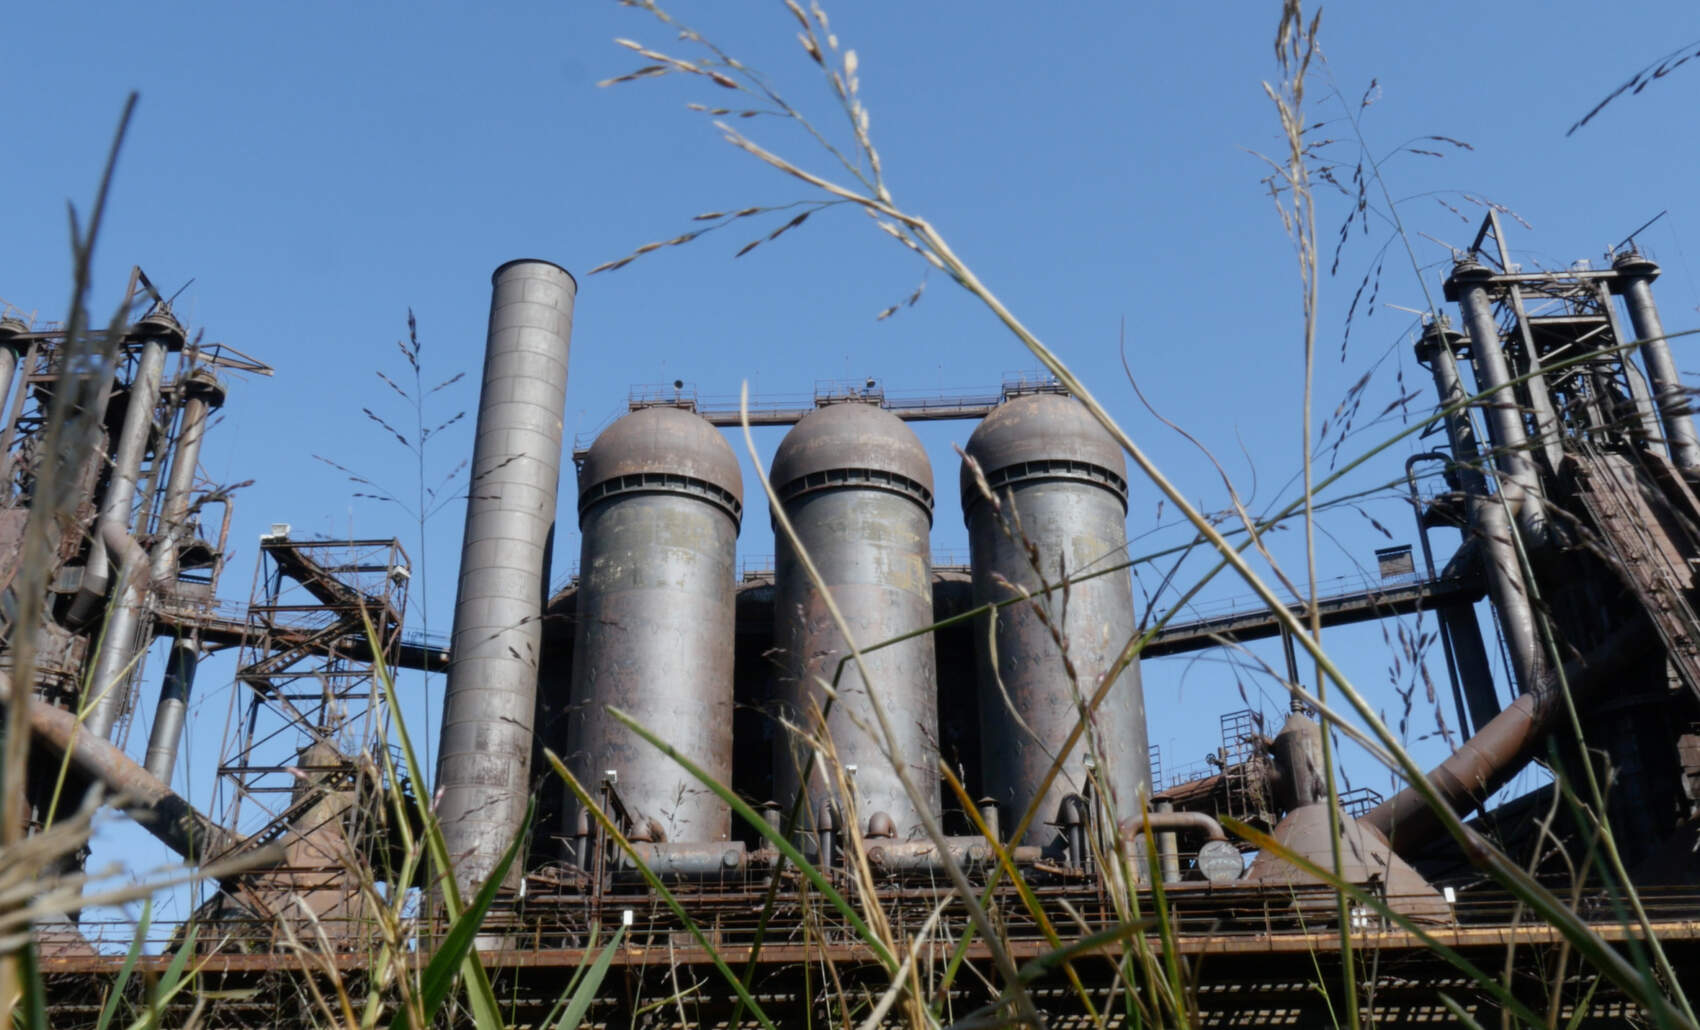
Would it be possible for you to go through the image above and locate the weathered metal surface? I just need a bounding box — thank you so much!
[0,317,28,438]
[567,406,740,845]
[961,393,1150,851]
[1246,803,1452,923]
[770,402,939,845]
[437,259,575,894]
[1270,711,1326,811]
[620,841,748,880]
[83,521,154,740]
[1121,810,1236,883]
[1614,251,1700,470]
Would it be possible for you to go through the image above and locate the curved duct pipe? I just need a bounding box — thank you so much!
[1116,810,1229,842]
[1362,619,1651,855]
[435,260,574,896]
[1416,324,1548,695]
[82,520,155,740]
[1449,262,1552,544]
[1614,252,1700,472]
[0,670,252,863]
[1118,811,1239,884]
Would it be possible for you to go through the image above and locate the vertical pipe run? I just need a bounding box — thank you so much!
[88,315,174,585]
[1440,604,1499,730]
[1449,261,1549,542]
[142,641,199,782]
[1614,252,1700,471]
[1154,800,1181,884]
[0,318,34,503]
[84,312,180,740]
[1415,324,1547,696]
[436,260,574,895]
[149,371,224,585]
[0,318,29,455]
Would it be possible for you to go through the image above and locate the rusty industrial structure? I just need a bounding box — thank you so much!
[9,215,1700,1024]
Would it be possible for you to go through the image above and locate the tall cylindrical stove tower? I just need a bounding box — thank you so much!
[961,393,1149,852]
[565,406,742,844]
[771,402,938,844]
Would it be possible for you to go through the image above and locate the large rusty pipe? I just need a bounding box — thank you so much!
[864,837,1027,873]
[436,260,574,895]
[1116,810,1229,842]
[1362,621,1649,855]
[1118,811,1233,883]
[1614,252,1700,471]
[0,670,242,861]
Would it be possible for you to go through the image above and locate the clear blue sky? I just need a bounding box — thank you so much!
[6,1,1698,940]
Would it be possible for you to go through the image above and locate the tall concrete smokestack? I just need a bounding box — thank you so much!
[436,260,574,895]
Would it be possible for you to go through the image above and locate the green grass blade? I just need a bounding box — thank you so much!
[552,924,625,1030]
[17,937,47,1030]
[129,922,197,1030]
[95,900,150,1030]
[393,798,531,1030]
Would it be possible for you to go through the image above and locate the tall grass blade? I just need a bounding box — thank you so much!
[95,900,151,1030]
[552,924,626,1030]
[393,798,531,1030]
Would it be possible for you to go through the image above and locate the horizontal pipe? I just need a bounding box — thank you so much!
[863,836,1025,873]
[1362,621,1650,854]
[618,841,748,879]
[0,669,249,863]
